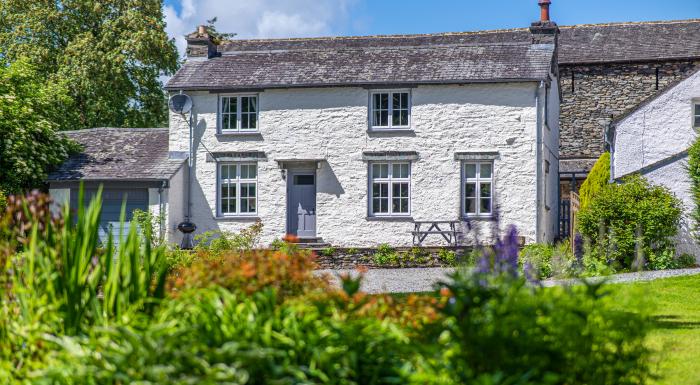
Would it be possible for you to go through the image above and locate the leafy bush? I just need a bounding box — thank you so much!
[579,152,611,209]
[39,288,415,385]
[132,208,165,247]
[374,243,399,265]
[688,137,700,243]
[0,189,169,380]
[320,246,336,256]
[437,248,457,266]
[193,220,263,255]
[168,247,328,299]
[578,174,682,270]
[647,250,698,271]
[416,227,652,385]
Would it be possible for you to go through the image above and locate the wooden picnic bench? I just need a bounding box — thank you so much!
[411,220,462,246]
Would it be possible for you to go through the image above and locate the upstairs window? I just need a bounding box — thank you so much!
[218,163,257,216]
[694,102,700,128]
[220,95,258,132]
[370,91,410,129]
[463,161,493,217]
[369,162,411,216]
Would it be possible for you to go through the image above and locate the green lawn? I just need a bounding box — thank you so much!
[609,275,700,385]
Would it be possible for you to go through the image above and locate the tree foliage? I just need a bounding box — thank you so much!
[579,152,610,209]
[687,137,700,243]
[0,0,179,129]
[0,59,80,193]
[577,174,682,269]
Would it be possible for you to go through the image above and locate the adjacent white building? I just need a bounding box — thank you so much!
[610,68,700,256]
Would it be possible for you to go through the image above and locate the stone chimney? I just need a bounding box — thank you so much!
[529,0,559,45]
[185,25,217,60]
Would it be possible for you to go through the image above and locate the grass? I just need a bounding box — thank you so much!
[609,274,700,385]
[390,273,700,385]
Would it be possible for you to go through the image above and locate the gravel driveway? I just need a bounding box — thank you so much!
[316,267,700,294]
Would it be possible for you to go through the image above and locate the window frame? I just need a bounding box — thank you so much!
[368,89,412,130]
[693,100,700,129]
[462,160,494,218]
[217,162,258,217]
[368,161,412,217]
[218,94,259,133]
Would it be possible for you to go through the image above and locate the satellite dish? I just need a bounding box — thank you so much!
[168,93,193,114]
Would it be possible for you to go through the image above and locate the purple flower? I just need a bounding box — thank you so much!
[494,225,520,277]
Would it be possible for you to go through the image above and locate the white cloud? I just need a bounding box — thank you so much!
[164,0,354,57]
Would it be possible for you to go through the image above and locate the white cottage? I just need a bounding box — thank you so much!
[610,67,700,257]
[48,6,561,248]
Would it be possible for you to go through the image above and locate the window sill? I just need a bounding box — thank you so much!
[461,216,497,222]
[214,215,260,221]
[216,131,262,137]
[367,128,414,133]
[366,215,414,222]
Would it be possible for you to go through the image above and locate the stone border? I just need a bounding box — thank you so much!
[311,246,471,270]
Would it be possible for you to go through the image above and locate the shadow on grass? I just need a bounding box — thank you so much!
[652,315,700,330]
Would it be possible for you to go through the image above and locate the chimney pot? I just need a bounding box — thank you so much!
[539,0,551,22]
[198,25,206,35]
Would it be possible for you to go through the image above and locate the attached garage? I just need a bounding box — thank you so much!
[70,188,149,244]
[47,127,187,246]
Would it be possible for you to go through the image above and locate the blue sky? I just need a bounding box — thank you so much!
[163,0,700,55]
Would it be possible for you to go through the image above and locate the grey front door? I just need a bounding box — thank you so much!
[287,172,316,238]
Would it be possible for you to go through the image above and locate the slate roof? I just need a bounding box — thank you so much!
[165,19,700,91]
[47,128,186,182]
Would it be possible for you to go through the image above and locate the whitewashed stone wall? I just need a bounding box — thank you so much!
[168,82,557,247]
[613,68,700,258]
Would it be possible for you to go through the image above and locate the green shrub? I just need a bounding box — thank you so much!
[132,208,165,247]
[437,248,457,266]
[579,152,610,209]
[419,268,652,385]
[373,243,398,265]
[38,288,414,385]
[320,246,336,256]
[405,247,429,265]
[578,174,682,270]
[346,247,360,254]
[688,137,700,243]
[646,250,698,271]
[194,221,263,255]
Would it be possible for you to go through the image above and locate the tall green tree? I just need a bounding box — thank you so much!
[0,59,80,193]
[0,0,179,129]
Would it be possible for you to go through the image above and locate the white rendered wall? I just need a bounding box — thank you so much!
[613,69,700,179]
[613,69,700,259]
[169,83,544,247]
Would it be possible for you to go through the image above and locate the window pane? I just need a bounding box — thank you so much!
[464,163,476,178]
[221,198,229,213]
[372,164,388,179]
[695,115,700,128]
[250,113,257,129]
[400,93,408,109]
[480,163,492,178]
[400,110,408,126]
[222,114,230,130]
[373,110,382,126]
[695,103,700,116]
[222,97,230,113]
[392,110,401,126]
[241,114,249,129]
[465,198,476,214]
[480,198,491,214]
[480,182,491,198]
[380,93,388,109]
[221,164,229,179]
[465,183,476,198]
[392,93,401,110]
[373,94,382,110]
[248,199,256,213]
[392,163,409,178]
[222,183,229,198]
[380,110,388,126]
[393,182,409,198]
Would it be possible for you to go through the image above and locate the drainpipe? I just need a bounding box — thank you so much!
[158,180,166,242]
[605,122,616,183]
[535,81,545,243]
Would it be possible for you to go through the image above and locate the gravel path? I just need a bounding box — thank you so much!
[316,267,700,294]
